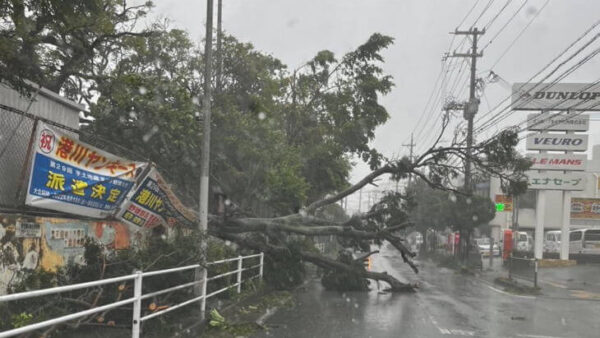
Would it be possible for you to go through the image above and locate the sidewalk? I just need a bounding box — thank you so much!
[478,256,600,300]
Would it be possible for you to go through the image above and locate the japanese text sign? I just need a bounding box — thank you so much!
[25,122,146,218]
[117,167,197,228]
[526,171,586,191]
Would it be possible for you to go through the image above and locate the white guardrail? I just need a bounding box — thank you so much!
[0,252,264,338]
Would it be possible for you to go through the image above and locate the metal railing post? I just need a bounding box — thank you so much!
[200,268,208,320]
[236,255,243,293]
[259,253,264,281]
[132,270,143,338]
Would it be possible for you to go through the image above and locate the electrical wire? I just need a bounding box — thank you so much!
[489,0,551,69]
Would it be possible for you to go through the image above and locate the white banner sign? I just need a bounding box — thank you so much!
[525,133,588,151]
[526,153,587,171]
[527,113,589,131]
[526,171,586,190]
[16,221,41,238]
[512,83,600,111]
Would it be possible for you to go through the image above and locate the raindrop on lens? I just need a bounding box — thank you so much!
[129,111,137,119]
[466,197,472,205]
[449,193,457,202]
[192,96,200,105]
[472,215,479,221]
[138,86,147,95]
[224,199,231,206]
[258,112,266,120]
[161,234,166,240]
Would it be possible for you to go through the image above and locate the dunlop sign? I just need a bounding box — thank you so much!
[525,133,588,151]
[527,113,589,131]
[526,171,586,191]
[526,153,587,171]
[512,82,600,111]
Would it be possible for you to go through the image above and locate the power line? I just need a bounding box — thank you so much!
[471,0,496,28]
[458,0,482,29]
[481,0,529,51]
[483,0,513,31]
[476,32,600,134]
[489,0,551,69]
[474,18,600,132]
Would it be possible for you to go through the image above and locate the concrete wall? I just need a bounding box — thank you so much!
[0,213,149,294]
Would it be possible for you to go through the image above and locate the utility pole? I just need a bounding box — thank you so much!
[449,27,484,193]
[402,133,416,186]
[446,27,484,261]
[216,0,223,91]
[198,0,214,320]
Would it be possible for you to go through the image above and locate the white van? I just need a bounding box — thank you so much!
[544,231,561,253]
[569,229,600,254]
[515,231,533,252]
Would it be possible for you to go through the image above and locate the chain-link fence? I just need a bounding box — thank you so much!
[0,104,38,209]
[0,104,154,214]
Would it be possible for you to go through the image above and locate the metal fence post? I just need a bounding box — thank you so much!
[237,255,243,293]
[508,254,512,280]
[259,253,264,281]
[534,259,538,288]
[132,270,143,338]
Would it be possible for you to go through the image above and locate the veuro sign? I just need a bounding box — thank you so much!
[525,133,588,151]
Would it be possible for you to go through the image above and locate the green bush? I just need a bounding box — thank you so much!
[0,231,251,336]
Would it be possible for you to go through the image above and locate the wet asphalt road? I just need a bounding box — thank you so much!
[254,245,600,338]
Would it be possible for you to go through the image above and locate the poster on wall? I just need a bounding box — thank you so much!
[16,221,41,238]
[571,198,600,220]
[25,122,147,218]
[117,166,197,228]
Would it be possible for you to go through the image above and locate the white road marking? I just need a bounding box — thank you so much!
[561,317,566,326]
[485,285,536,299]
[516,334,566,338]
[424,304,476,336]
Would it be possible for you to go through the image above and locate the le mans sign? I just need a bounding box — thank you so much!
[512,83,600,111]
[526,153,587,171]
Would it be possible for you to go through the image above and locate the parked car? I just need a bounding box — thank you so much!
[475,237,499,256]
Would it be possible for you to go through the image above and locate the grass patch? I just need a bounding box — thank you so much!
[494,277,541,295]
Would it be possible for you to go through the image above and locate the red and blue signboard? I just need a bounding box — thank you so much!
[25,122,145,218]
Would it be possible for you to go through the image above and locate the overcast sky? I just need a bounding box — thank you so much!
[145,0,600,213]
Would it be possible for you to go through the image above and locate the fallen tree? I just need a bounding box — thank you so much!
[207,126,530,291]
